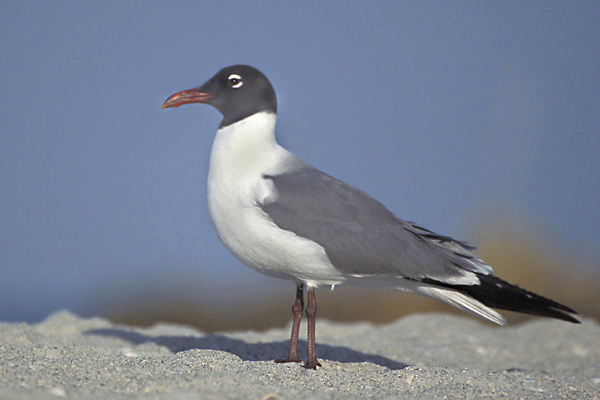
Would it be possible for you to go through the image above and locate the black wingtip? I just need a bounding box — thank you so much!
[423,275,580,324]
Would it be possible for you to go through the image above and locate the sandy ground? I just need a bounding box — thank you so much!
[1,310,598,399]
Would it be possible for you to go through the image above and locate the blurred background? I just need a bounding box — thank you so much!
[1,2,599,331]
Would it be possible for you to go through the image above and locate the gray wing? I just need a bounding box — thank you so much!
[260,167,492,283]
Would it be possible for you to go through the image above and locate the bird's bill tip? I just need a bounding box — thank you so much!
[161,89,217,109]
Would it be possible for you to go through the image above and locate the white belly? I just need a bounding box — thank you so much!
[206,112,344,288]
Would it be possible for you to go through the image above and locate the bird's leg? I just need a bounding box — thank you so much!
[303,287,322,369]
[275,284,304,363]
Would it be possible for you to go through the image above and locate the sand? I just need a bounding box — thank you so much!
[1,310,598,399]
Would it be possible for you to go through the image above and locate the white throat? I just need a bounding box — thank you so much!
[209,111,279,176]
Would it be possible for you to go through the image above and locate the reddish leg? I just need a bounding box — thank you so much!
[303,287,321,369]
[275,284,304,363]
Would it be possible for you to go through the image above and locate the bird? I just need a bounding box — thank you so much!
[162,65,579,369]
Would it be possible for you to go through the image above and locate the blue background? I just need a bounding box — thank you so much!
[2,2,599,324]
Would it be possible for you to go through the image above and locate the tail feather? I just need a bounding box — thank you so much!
[423,275,580,324]
[416,285,506,325]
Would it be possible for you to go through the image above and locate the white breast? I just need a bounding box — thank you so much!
[206,112,344,288]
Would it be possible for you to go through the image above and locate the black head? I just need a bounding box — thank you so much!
[162,65,277,127]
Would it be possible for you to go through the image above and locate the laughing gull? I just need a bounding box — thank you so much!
[162,65,579,369]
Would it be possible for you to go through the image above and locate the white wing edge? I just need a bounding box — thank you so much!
[415,285,506,325]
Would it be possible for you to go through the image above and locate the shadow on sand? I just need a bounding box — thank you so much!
[86,327,408,370]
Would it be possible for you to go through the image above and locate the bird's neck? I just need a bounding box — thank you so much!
[209,111,280,179]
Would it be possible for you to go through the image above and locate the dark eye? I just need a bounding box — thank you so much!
[227,74,243,89]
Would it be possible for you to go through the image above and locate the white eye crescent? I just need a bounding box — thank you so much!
[227,74,243,89]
